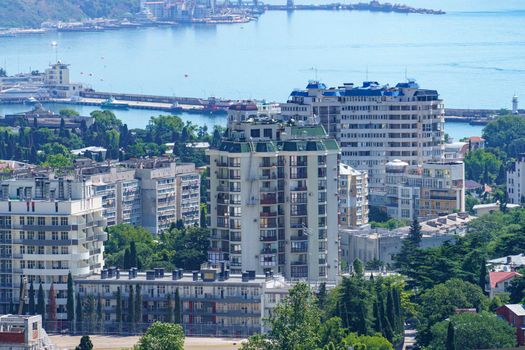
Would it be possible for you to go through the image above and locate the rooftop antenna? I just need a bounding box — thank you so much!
[311,66,318,81]
[366,66,369,81]
[404,66,408,81]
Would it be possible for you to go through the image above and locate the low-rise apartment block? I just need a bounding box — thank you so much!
[340,213,473,266]
[75,266,291,337]
[384,159,465,220]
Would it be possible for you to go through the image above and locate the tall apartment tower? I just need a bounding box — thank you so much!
[281,80,444,205]
[207,103,340,283]
[0,175,106,317]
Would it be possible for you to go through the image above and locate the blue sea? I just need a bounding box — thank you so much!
[0,0,523,136]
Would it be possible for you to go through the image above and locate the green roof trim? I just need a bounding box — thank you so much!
[290,125,327,137]
[323,139,340,151]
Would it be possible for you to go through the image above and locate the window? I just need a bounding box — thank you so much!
[52,232,59,240]
[51,217,58,226]
[37,217,45,225]
[27,217,34,225]
[61,247,68,254]
[60,232,68,240]
[38,232,45,240]
[19,217,25,225]
[60,218,68,226]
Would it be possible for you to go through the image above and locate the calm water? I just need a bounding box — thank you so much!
[0,0,522,135]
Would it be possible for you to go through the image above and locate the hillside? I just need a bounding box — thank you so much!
[0,0,140,28]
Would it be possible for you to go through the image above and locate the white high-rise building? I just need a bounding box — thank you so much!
[207,102,340,283]
[507,155,525,205]
[281,80,445,204]
[0,175,106,317]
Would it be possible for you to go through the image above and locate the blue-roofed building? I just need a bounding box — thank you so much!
[280,79,445,210]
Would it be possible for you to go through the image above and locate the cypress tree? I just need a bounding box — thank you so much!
[128,285,135,332]
[166,293,173,323]
[446,321,456,350]
[67,272,75,323]
[174,288,181,324]
[76,293,83,333]
[479,257,488,293]
[28,281,35,315]
[373,299,383,334]
[116,287,122,333]
[392,287,403,332]
[97,294,103,333]
[123,249,131,269]
[317,282,327,309]
[129,241,138,268]
[37,283,45,320]
[408,218,422,245]
[135,285,143,332]
[18,279,26,314]
[386,287,396,335]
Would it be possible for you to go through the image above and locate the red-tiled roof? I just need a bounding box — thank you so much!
[468,136,485,142]
[489,271,521,289]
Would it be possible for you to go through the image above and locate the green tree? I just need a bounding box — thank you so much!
[479,256,488,292]
[353,258,364,277]
[28,281,35,315]
[464,149,502,185]
[242,282,321,350]
[166,293,173,323]
[135,322,185,350]
[342,333,393,350]
[67,272,75,323]
[174,287,181,324]
[97,294,103,333]
[128,285,135,332]
[445,321,455,350]
[76,293,83,332]
[75,335,93,350]
[429,312,516,350]
[60,108,80,117]
[37,283,45,320]
[135,284,143,328]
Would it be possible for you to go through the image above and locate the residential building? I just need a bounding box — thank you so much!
[488,254,525,272]
[207,103,340,282]
[0,314,55,350]
[496,304,525,346]
[472,202,520,216]
[0,175,107,317]
[488,271,522,297]
[132,159,200,233]
[340,213,473,266]
[281,80,444,203]
[75,266,292,337]
[507,155,525,205]
[338,163,368,228]
[0,104,94,129]
[384,159,465,220]
[79,158,200,232]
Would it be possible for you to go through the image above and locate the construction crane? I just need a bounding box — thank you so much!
[18,277,28,315]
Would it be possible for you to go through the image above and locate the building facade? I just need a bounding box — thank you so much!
[507,155,525,205]
[338,163,368,228]
[0,175,106,318]
[384,160,465,220]
[75,267,291,337]
[281,80,444,203]
[207,103,340,283]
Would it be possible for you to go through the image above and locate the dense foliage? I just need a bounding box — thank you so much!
[428,312,515,350]
[104,224,209,271]
[135,322,185,350]
[390,209,525,347]
[0,0,140,28]
[0,110,221,168]
[241,282,395,350]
